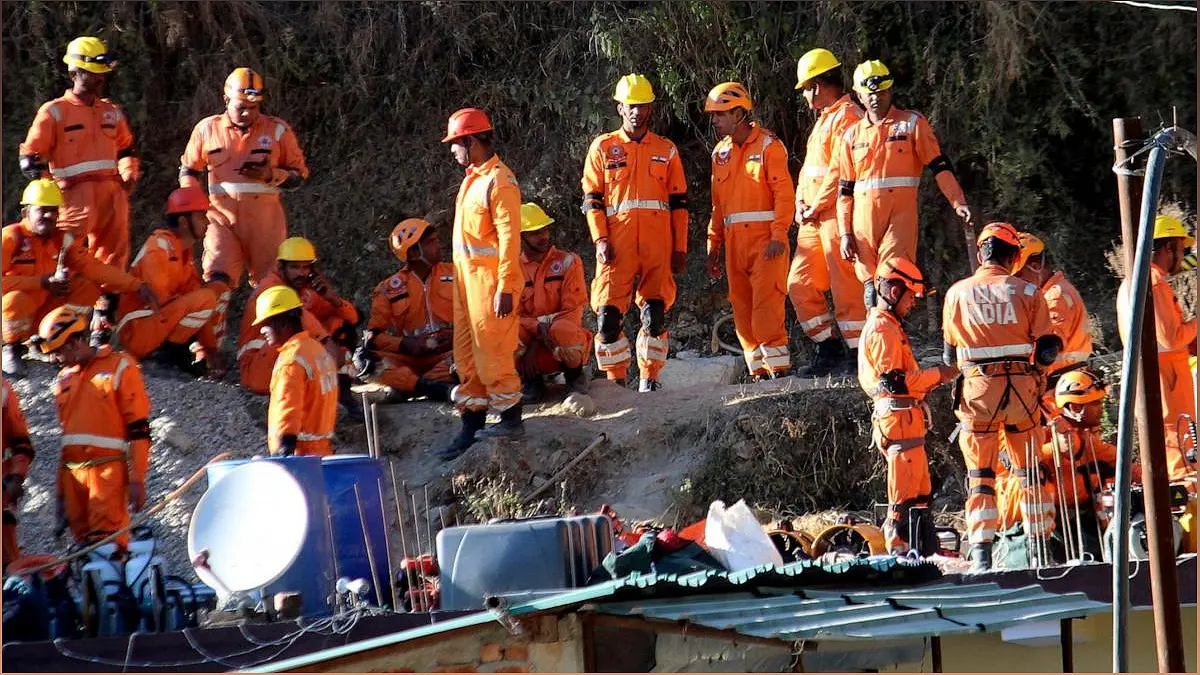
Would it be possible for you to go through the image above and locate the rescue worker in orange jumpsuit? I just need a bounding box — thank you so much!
[238,238,360,417]
[439,108,525,458]
[791,48,866,376]
[114,186,228,378]
[1012,232,1093,427]
[1117,214,1197,482]
[179,67,309,355]
[858,258,957,554]
[32,307,150,550]
[705,82,795,379]
[353,218,456,403]
[3,379,34,571]
[943,222,1061,571]
[3,179,157,379]
[253,287,339,457]
[835,61,971,307]
[582,74,688,392]
[516,203,592,403]
[19,37,140,268]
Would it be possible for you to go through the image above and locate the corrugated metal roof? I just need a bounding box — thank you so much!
[592,581,1110,641]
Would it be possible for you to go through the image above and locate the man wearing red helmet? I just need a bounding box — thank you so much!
[113,187,229,377]
[858,258,956,555]
[942,222,1061,571]
[439,108,525,459]
[354,218,457,403]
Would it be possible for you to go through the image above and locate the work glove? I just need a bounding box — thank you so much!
[19,155,45,180]
[352,344,379,379]
[41,274,71,297]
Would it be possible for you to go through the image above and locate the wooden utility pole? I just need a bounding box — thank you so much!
[1111,116,1186,674]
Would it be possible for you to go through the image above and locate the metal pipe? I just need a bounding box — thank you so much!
[325,502,341,611]
[424,484,435,565]
[361,393,373,457]
[353,484,384,609]
[1050,433,1073,562]
[411,491,428,609]
[1064,435,1087,562]
[389,462,415,611]
[377,477,399,611]
[370,402,381,459]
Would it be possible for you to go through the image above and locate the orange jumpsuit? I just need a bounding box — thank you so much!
[835,107,966,283]
[54,346,150,549]
[1038,271,1094,423]
[238,271,354,394]
[518,247,592,375]
[20,90,139,267]
[1117,263,1197,481]
[582,130,688,382]
[115,228,226,360]
[451,155,523,413]
[858,307,945,552]
[3,220,142,344]
[3,380,33,570]
[790,95,866,347]
[268,331,338,457]
[365,262,457,393]
[943,263,1055,546]
[708,124,795,377]
[179,113,309,289]
[998,424,1118,533]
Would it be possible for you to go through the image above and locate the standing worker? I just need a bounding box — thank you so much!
[19,36,140,268]
[790,48,866,376]
[3,179,157,379]
[439,108,525,459]
[114,186,228,377]
[582,74,689,391]
[858,259,956,554]
[31,307,151,550]
[516,203,591,403]
[253,286,339,457]
[1116,214,1197,482]
[942,222,1062,571]
[705,82,795,379]
[3,379,34,571]
[835,60,972,306]
[354,218,457,403]
[179,67,309,351]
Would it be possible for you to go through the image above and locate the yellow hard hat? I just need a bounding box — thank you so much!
[852,60,893,95]
[613,74,655,105]
[796,48,840,89]
[520,203,555,233]
[1153,214,1195,247]
[63,36,115,73]
[390,218,431,262]
[32,307,89,353]
[277,236,317,262]
[21,179,64,208]
[1055,368,1107,408]
[704,82,753,113]
[253,285,303,326]
[224,67,265,103]
[1013,232,1046,274]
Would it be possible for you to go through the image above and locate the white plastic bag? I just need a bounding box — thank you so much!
[703,499,784,571]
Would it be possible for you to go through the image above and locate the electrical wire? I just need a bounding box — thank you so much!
[1107,0,1197,11]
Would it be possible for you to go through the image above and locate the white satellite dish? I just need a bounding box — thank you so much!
[187,460,310,593]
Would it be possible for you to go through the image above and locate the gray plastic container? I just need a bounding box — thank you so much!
[436,515,614,610]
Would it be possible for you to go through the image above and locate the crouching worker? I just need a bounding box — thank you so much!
[31,307,150,550]
[857,259,956,554]
[353,218,456,403]
[254,286,338,457]
[516,203,592,403]
[3,379,34,571]
[114,186,228,377]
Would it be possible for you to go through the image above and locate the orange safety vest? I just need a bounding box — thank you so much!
[707,123,794,253]
[20,90,138,186]
[268,331,338,456]
[519,247,588,324]
[798,95,862,218]
[943,263,1053,368]
[1042,271,1093,372]
[367,262,456,354]
[452,154,523,295]
[581,129,688,251]
[179,113,309,197]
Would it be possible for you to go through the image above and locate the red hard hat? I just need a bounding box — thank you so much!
[166,186,211,215]
[442,108,493,143]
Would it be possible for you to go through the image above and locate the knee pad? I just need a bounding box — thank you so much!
[597,305,623,343]
[640,299,666,336]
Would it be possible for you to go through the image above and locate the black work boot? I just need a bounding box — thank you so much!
[476,403,526,440]
[413,377,453,403]
[437,410,487,461]
[564,366,590,395]
[969,543,993,572]
[520,375,546,404]
[801,338,844,377]
[337,373,366,422]
[2,343,26,379]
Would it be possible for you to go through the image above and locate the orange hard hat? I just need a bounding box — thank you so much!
[704,82,754,113]
[876,257,930,297]
[442,108,493,143]
[1055,368,1107,407]
[390,218,432,262]
[166,186,211,215]
[977,222,1021,248]
[32,306,88,353]
[224,67,265,103]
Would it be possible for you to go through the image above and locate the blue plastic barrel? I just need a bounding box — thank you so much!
[321,455,392,607]
[204,456,335,618]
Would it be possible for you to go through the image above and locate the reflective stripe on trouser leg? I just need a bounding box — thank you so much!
[2,290,40,343]
[797,313,835,342]
[819,215,865,349]
[635,329,668,381]
[787,229,833,342]
[760,344,790,374]
[210,290,232,349]
[960,428,1000,545]
[838,320,866,350]
[743,345,765,375]
[595,334,631,380]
